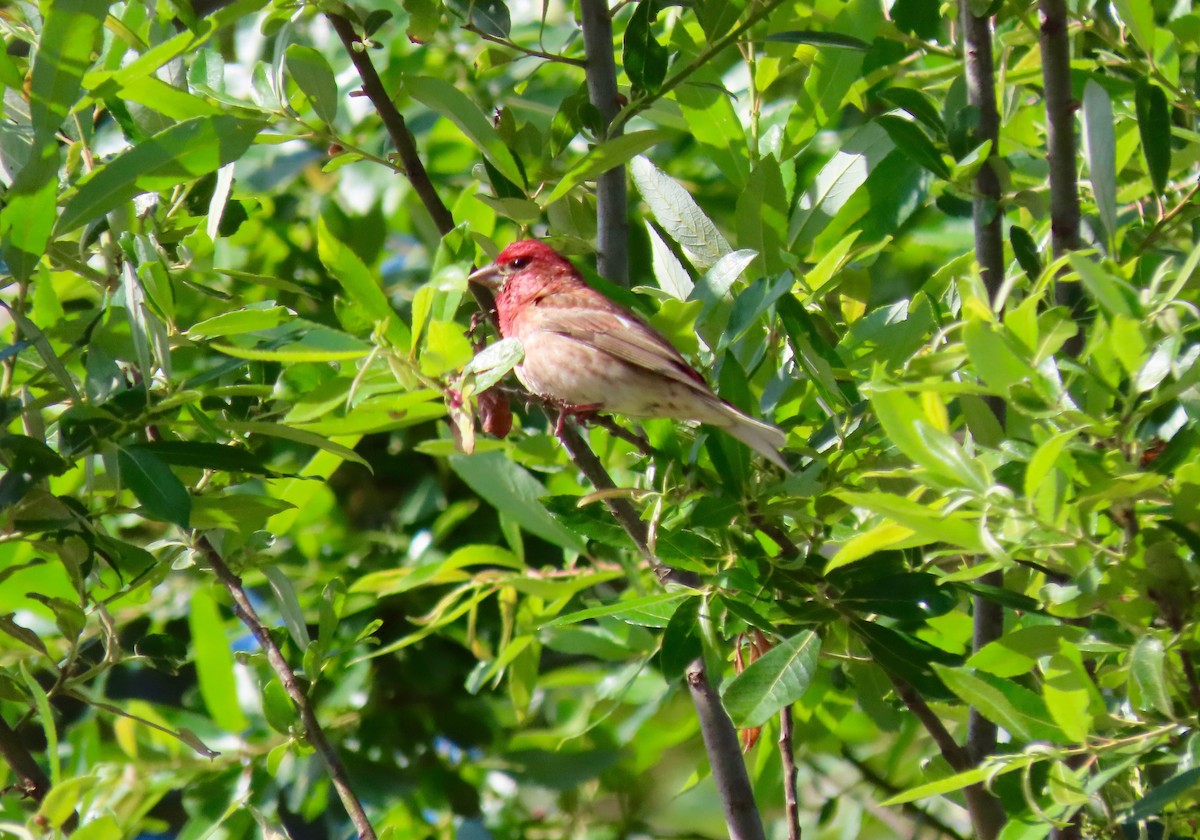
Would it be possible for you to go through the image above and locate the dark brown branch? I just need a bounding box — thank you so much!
[327,12,498,322]
[1039,0,1081,258]
[890,677,1005,840]
[579,0,628,286]
[197,537,378,840]
[959,0,1005,307]
[686,658,768,840]
[1039,0,1085,357]
[967,572,1003,764]
[326,14,454,237]
[0,714,51,802]
[779,705,801,840]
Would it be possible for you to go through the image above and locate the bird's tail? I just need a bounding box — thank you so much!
[716,404,790,471]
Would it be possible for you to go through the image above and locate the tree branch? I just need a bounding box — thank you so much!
[196,537,378,840]
[686,658,768,840]
[0,714,51,803]
[327,14,454,237]
[1039,0,1085,357]
[327,16,756,834]
[959,0,1005,307]
[579,0,628,286]
[779,705,801,840]
[889,677,1005,840]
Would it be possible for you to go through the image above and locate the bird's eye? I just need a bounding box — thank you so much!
[508,256,531,271]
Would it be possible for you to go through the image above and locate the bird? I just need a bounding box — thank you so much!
[468,239,789,470]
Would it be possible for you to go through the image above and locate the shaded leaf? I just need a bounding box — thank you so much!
[723,630,821,728]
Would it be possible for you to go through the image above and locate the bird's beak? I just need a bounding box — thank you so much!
[468,263,503,290]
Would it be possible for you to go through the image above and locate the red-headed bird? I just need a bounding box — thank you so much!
[468,240,788,470]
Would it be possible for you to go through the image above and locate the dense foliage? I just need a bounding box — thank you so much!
[0,0,1197,838]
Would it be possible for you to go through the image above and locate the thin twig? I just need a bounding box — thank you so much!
[780,705,801,840]
[464,22,587,66]
[610,0,790,134]
[196,536,378,840]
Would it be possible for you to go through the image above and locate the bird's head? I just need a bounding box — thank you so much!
[467,239,576,292]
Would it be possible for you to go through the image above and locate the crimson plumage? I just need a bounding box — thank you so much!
[468,240,788,469]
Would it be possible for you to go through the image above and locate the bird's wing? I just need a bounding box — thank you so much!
[533,305,711,392]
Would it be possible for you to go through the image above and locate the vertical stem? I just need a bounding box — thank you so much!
[1039,0,1081,258]
[959,0,1005,306]
[1039,0,1085,357]
[579,0,629,286]
[956,10,1009,840]
[780,705,801,840]
[968,575,1003,765]
[686,658,768,840]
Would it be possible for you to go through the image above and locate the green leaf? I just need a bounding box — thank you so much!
[36,775,96,829]
[28,0,110,153]
[220,419,371,470]
[1128,636,1173,717]
[20,661,59,784]
[763,30,870,50]
[1068,253,1138,318]
[1009,224,1042,279]
[962,319,1037,393]
[722,630,821,728]
[880,766,992,806]
[261,678,297,734]
[878,86,945,136]
[285,45,338,125]
[933,665,1066,742]
[866,385,990,491]
[624,0,668,92]
[1040,652,1099,742]
[1112,0,1156,54]
[789,122,893,252]
[543,131,673,207]
[189,587,250,732]
[445,0,510,37]
[1135,80,1171,195]
[125,441,270,474]
[542,591,691,628]
[56,116,265,235]
[969,626,1085,678]
[876,114,950,179]
[633,155,732,271]
[186,305,291,338]
[460,338,524,394]
[406,75,523,187]
[317,214,411,351]
[118,446,192,528]
[659,596,703,683]
[212,325,372,362]
[448,452,588,554]
[0,0,108,278]
[1081,81,1117,243]
[841,573,957,620]
[1126,767,1200,822]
